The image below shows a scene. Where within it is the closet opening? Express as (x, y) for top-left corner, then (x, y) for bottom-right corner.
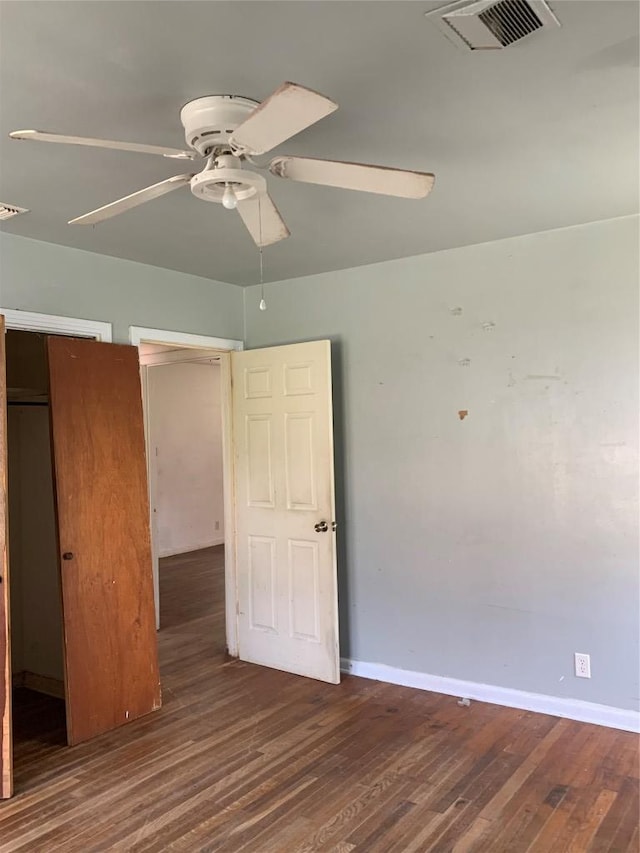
(2, 318), (162, 797)
(6, 330), (68, 757)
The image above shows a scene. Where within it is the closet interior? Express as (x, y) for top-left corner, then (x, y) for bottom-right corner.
(6, 330), (67, 744)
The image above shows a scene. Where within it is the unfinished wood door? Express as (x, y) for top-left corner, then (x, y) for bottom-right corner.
(47, 337), (160, 745)
(0, 315), (13, 797)
(232, 341), (340, 683)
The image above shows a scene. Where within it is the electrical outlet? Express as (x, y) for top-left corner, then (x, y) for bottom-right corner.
(215, 521), (220, 531)
(575, 653), (591, 679)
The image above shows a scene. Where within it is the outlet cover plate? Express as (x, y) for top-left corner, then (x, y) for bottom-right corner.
(575, 652), (591, 678)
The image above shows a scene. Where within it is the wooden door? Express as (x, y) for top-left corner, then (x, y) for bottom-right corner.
(232, 341), (340, 683)
(47, 337), (160, 745)
(0, 315), (13, 797)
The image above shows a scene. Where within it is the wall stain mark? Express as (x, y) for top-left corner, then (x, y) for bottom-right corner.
(526, 375), (561, 381)
(486, 604), (534, 615)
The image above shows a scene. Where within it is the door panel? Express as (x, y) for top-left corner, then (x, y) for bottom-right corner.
(47, 337), (160, 745)
(0, 315), (13, 798)
(232, 341), (339, 683)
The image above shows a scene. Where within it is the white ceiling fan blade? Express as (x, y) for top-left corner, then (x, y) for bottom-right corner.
(270, 156), (435, 199)
(68, 174), (193, 225)
(229, 82), (338, 156)
(9, 130), (196, 160)
(236, 192), (290, 247)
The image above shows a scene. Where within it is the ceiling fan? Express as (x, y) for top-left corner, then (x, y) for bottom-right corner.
(9, 82), (435, 247)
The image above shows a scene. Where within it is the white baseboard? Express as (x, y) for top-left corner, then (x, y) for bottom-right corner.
(159, 537), (224, 558)
(340, 658), (640, 734)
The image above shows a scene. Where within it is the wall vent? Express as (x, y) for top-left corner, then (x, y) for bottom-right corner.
(0, 203), (29, 221)
(427, 0), (560, 51)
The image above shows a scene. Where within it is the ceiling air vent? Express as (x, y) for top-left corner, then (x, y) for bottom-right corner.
(0, 203), (29, 221)
(427, 0), (560, 51)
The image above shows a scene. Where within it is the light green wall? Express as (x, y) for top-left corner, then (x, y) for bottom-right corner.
(0, 233), (244, 343)
(2, 218), (637, 713)
(245, 216), (640, 712)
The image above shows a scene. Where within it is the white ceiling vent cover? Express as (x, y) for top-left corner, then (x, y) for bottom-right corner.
(428, 0), (560, 51)
(0, 203), (29, 221)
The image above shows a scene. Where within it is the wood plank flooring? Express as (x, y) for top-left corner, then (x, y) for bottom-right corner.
(1, 545), (638, 851)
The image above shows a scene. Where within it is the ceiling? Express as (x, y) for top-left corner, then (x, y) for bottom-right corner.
(0, 1), (638, 285)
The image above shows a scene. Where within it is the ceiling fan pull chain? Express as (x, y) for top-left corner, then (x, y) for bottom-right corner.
(259, 260), (266, 311)
(258, 194), (267, 312)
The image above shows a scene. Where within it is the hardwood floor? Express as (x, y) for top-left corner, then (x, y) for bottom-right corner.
(1, 545), (638, 851)
(159, 547), (225, 630)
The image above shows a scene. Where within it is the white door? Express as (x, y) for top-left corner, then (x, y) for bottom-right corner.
(232, 340), (339, 683)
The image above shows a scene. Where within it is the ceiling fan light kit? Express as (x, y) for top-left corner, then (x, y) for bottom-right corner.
(190, 153), (265, 206)
(9, 81), (435, 248)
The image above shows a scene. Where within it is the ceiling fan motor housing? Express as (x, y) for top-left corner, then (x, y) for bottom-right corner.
(180, 95), (259, 156)
(190, 154), (266, 205)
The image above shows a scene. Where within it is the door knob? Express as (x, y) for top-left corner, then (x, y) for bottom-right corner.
(314, 521), (329, 533)
(62, 552), (74, 561)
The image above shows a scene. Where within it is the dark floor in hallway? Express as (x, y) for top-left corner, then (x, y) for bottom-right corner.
(159, 545), (225, 630)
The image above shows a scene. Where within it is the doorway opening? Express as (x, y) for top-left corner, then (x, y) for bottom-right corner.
(137, 342), (230, 652)
(6, 330), (68, 766)
(131, 326), (241, 660)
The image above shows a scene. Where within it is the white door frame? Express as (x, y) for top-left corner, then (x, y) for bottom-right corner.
(129, 326), (243, 657)
(0, 309), (112, 342)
